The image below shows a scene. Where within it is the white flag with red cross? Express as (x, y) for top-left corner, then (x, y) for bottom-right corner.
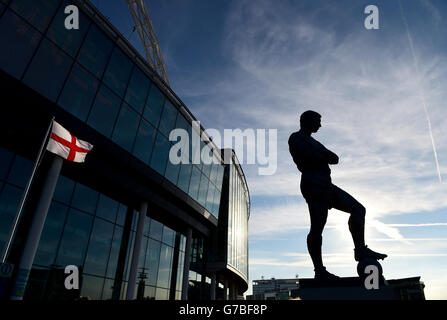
(46, 121), (93, 163)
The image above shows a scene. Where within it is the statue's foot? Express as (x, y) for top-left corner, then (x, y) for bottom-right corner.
(314, 267), (340, 282)
(354, 245), (387, 261)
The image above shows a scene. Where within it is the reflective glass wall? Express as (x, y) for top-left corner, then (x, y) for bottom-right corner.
(0, 146), (33, 258)
(0, 142), (192, 301)
(227, 163), (249, 280)
(23, 173), (185, 300)
(0, 0), (224, 218)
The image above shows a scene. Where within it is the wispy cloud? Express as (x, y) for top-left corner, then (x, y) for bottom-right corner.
(386, 223), (447, 227)
(399, 0), (442, 183)
(217, 0), (447, 250)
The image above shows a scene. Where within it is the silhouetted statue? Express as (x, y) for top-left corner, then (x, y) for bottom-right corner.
(288, 110), (387, 281)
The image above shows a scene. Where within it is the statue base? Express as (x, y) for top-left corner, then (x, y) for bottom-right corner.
(290, 276), (425, 300)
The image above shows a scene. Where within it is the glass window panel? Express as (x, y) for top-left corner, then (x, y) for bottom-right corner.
(24, 266), (48, 301)
(95, 194), (118, 223)
(210, 163), (218, 186)
(132, 119), (156, 164)
(176, 251), (184, 292)
(198, 140), (205, 172)
(123, 231), (135, 281)
(103, 47), (133, 97)
(175, 115), (192, 163)
(198, 174), (208, 207)
(23, 38), (73, 102)
(77, 25), (113, 79)
(188, 165), (201, 200)
(145, 239), (161, 286)
(7, 155), (32, 188)
(71, 183), (98, 214)
(180, 235), (186, 252)
(202, 162), (211, 181)
(175, 113), (191, 134)
(158, 100), (178, 138)
(84, 218), (114, 276)
(115, 204), (127, 226)
(34, 202), (69, 267)
(0, 147), (14, 180)
(46, 0), (90, 57)
(120, 281), (128, 300)
(58, 63), (99, 122)
(137, 236), (148, 271)
(143, 216), (151, 237)
(157, 244), (173, 289)
(87, 85), (121, 137)
(216, 165), (224, 190)
(106, 225), (123, 279)
(149, 219), (163, 242)
(150, 132), (170, 176)
(53, 175), (75, 204)
(143, 84), (164, 127)
(131, 209), (138, 231)
(56, 208), (93, 267)
(162, 226), (175, 247)
(155, 287), (168, 300)
(164, 155), (180, 185)
(143, 285), (156, 300)
(205, 182), (215, 213)
(177, 164), (192, 194)
(101, 279), (114, 300)
(10, 0), (59, 32)
(203, 156), (213, 179)
(212, 190), (221, 218)
(111, 102), (140, 152)
(0, 184), (22, 254)
(80, 275), (104, 300)
(0, 9), (41, 79)
(124, 67), (149, 113)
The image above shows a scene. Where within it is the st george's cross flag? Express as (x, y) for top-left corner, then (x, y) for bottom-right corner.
(46, 121), (93, 163)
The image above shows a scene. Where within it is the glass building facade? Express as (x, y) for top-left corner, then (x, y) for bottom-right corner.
(227, 162), (249, 281)
(0, 146), (187, 300)
(0, 0), (249, 300)
(204, 150), (250, 300)
(0, 0), (223, 218)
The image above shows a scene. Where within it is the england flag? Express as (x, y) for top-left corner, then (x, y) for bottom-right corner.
(46, 121), (93, 163)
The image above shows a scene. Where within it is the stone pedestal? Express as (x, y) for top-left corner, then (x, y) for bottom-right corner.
(290, 276), (425, 300)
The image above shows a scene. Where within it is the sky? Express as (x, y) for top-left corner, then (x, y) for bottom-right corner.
(92, 0), (447, 299)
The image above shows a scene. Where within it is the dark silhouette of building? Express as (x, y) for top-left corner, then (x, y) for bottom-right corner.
(247, 277), (300, 300)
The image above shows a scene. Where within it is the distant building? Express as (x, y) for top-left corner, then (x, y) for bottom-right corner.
(247, 278), (300, 300)
(291, 276), (425, 300)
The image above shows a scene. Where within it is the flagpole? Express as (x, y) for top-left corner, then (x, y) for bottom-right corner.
(0, 116), (54, 264)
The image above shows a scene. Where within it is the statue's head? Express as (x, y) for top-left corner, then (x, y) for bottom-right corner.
(300, 110), (321, 133)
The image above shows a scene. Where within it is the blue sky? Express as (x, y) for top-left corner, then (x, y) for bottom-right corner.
(93, 0), (447, 299)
